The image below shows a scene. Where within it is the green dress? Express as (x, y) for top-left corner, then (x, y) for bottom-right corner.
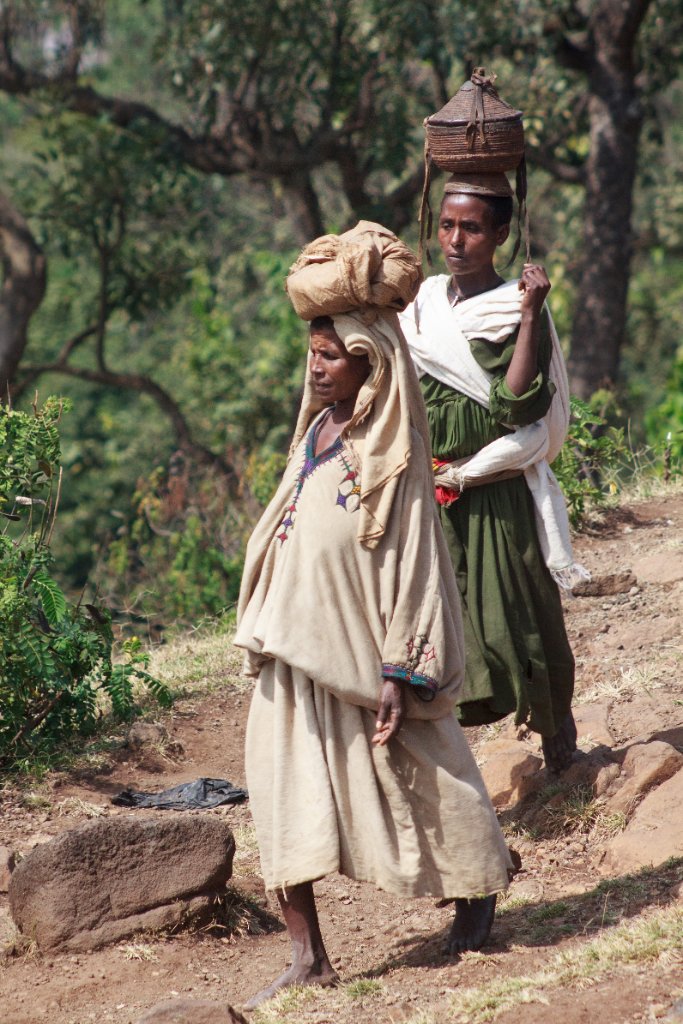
(420, 312), (574, 736)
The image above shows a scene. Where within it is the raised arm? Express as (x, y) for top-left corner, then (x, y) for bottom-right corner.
(505, 264), (552, 397)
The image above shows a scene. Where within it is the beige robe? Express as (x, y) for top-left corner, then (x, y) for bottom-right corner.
(235, 419), (512, 897)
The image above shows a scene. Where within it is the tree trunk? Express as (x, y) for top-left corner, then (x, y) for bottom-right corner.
(278, 172), (325, 245)
(567, 0), (651, 399)
(0, 191), (46, 397)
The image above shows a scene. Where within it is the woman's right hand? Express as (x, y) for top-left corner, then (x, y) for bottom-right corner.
(372, 678), (405, 746)
(518, 263), (551, 318)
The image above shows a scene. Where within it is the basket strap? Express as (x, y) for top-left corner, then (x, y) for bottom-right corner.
(418, 136), (435, 266)
(466, 68), (499, 152)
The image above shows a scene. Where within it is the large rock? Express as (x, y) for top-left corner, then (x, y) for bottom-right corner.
(9, 814), (234, 951)
(479, 744), (543, 808)
(137, 1000), (247, 1024)
(608, 740), (683, 814)
(599, 767), (683, 874)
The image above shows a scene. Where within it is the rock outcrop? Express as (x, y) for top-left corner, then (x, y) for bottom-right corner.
(599, 767), (683, 873)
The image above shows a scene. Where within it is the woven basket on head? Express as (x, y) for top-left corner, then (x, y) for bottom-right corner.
(424, 68), (524, 173)
(419, 68), (530, 265)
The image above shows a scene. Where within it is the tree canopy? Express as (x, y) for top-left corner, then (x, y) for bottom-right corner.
(0, 0), (681, 621)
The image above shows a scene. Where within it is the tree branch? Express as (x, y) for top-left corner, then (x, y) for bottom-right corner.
(525, 145), (586, 184)
(14, 361), (237, 485)
(0, 47), (359, 180)
(10, 324), (98, 401)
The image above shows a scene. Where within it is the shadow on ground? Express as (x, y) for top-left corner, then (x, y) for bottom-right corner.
(364, 857), (683, 975)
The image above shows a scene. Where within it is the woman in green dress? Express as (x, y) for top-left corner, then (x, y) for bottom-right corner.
(399, 172), (579, 773)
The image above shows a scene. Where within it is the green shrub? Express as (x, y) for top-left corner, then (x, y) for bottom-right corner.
(644, 344), (683, 474)
(96, 458), (255, 624)
(0, 398), (171, 771)
(552, 396), (628, 527)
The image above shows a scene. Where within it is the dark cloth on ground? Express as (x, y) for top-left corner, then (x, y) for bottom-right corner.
(112, 778), (248, 810)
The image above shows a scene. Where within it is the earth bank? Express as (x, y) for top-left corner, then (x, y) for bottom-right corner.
(0, 491), (682, 1024)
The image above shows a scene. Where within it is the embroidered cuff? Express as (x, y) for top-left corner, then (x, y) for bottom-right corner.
(382, 664), (438, 701)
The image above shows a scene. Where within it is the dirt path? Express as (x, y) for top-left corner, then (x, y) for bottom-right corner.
(1, 492), (682, 1024)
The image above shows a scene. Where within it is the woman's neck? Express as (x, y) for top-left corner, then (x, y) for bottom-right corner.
(448, 269), (504, 302)
(330, 396), (358, 423)
(313, 395), (360, 456)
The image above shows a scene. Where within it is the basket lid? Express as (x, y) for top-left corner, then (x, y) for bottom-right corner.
(426, 68), (522, 127)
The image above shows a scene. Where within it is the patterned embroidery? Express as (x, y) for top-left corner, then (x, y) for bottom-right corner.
(277, 419), (343, 543)
(406, 634), (437, 673)
(381, 663), (438, 695)
(381, 634), (439, 696)
(335, 449), (361, 513)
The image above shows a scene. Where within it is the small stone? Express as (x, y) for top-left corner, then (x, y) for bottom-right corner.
(126, 721), (168, 750)
(479, 744), (544, 808)
(135, 1000), (249, 1023)
(0, 846), (17, 892)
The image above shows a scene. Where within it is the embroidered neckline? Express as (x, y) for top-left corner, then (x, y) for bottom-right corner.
(276, 413), (343, 543)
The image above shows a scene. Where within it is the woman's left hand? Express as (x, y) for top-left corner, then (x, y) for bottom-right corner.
(372, 678), (405, 746)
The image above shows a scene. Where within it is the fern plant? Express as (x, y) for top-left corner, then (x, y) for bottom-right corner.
(0, 398), (171, 771)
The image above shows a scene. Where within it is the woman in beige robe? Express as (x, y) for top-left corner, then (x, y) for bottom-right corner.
(234, 223), (512, 1009)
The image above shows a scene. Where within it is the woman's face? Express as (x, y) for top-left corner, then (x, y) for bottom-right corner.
(437, 193), (509, 278)
(309, 326), (370, 405)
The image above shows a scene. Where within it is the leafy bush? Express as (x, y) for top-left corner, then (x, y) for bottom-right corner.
(644, 344), (683, 474)
(552, 396), (628, 527)
(97, 458), (255, 625)
(0, 398), (171, 771)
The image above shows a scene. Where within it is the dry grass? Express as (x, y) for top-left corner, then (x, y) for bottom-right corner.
(616, 471), (683, 506)
(197, 886), (283, 940)
(252, 985), (318, 1023)
(55, 796), (108, 818)
(449, 903), (683, 1022)
(575, 660), (671, 705)
(121, 942), (158, 962)
(232, 823), (261, 876)
(148, 622), (248, 699)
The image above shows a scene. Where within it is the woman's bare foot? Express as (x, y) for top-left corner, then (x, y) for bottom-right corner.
(244, 881), (338, 1010)
(541, 710), (578, 774)
(446, 894), (497, 955)
(244, 957), (338, 1010)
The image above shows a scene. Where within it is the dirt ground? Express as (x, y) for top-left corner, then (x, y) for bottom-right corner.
(1, 491), (682, 1024)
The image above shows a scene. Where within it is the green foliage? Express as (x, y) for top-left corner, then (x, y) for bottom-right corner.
(97, 461), (253, 624)
(0, 400), (171, 772)
(1, 0), (681, 626)
(645, 345), (683, 471)
(18, 111), (204, 322)
(553, 397), (628, 527)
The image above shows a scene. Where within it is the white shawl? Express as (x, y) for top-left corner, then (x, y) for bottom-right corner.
(399, 276), (589, 588)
